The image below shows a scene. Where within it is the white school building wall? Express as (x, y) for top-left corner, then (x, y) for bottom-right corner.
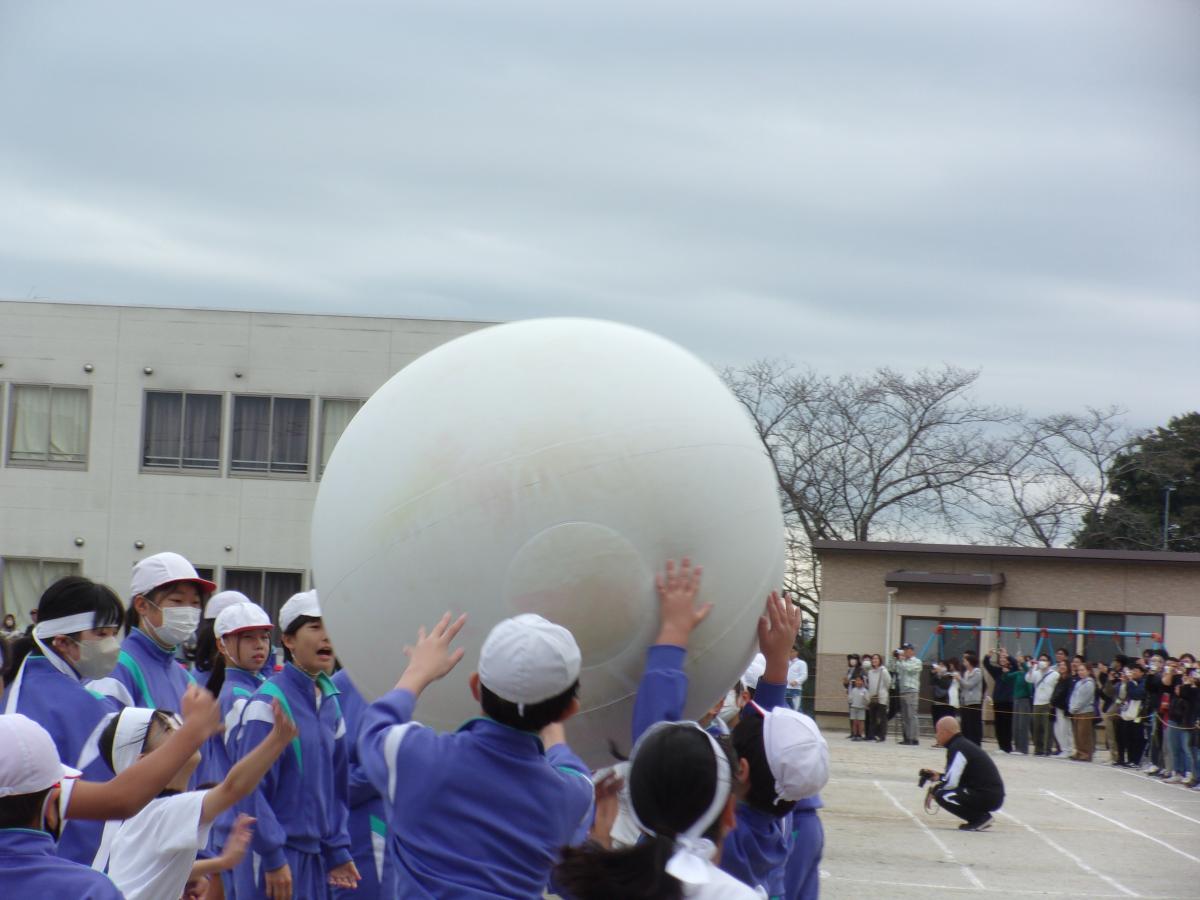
(0, 299), (489, 622)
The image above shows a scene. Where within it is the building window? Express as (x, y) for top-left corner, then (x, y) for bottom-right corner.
(194, 566), (215, 585)
(998, 608), (1078, 656)
(7, 385), (90, 467)
(901, 616), (980, 663)
(0, 557), (82, 628)
(230, 396), (311, 476)
(220, 568), (304, 626)
(319, 398), (363, 475)
(1083, 612), (1165, 662)
(142, 392), (222, 471)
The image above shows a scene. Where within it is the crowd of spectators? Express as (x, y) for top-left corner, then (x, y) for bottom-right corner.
(840, 645), (1200, 789)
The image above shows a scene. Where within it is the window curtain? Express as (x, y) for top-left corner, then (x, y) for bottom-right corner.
(10, 385), (51, 461)
(183, 394), (222, 469)
(1, 558), (80, 625)
(271, 398), (310, 475)
(320, 399), (362, 473)
(48, 388), (89, 463)
(232, 397), (271, 472)
(143, 392), (183, 467)
(263, 572), (303, 626)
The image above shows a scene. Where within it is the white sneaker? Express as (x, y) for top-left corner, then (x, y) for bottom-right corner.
(1144, 765), (1160, 775)
(1165, 774), (1185, 784)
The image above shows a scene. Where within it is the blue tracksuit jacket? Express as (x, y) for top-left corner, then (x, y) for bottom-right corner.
(88, 627), (196, 710)
(331, 669), (388, 900)
(232, 662), (353, 899)
(358, 687), (594, 898)
(0, 829), (123, 900)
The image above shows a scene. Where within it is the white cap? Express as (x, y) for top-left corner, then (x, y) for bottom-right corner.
(205, 590), (251, 620)
(762, 707), (829, 802)
(279, 590), (320, 633)
(741, 653), (766, 690)
(0, 714), (82, 797)
(478, 614), (581, 708)
(215, 602), (273, 639)
(130, 552), (216, 601)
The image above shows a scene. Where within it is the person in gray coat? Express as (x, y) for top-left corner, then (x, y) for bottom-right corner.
(957, 652), (985, 746)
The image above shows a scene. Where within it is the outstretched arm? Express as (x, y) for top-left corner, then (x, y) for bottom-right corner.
(755, 592), (801, 711)
(201, 699), (297, 825)
(66, 685), (221, 821)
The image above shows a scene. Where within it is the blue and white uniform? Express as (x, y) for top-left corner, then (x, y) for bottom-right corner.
(88, 627), (196, 711)
(2, 653), (119, 866)
(358, 687), (594, 899)
(331, 670), (388, 900)
(631, 643), (797, 897)
(782, 797), (824, 900)
(0, 829), (123, 900)
(232, 662), (353, 900)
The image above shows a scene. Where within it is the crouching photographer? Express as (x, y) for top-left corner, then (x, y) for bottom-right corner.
(919, 717), (1005, 831)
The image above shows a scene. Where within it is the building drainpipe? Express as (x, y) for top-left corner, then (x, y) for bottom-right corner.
(885, 587), (898, 651)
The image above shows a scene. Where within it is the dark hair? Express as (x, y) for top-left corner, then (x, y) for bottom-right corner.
(555, 724), (737, 900)
(98, 708), (176, 774)
(0, 788), (52, 830)
(480, 680), (580, 733)
(4, 576), (124, 682)
(281, 614), (319, 663)
(963, 651), (978, 668)
(193, 615), (226, 694)
(732, 710), (795, 818)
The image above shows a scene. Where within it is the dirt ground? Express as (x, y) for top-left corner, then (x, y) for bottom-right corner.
(818, 731), (1200, 899)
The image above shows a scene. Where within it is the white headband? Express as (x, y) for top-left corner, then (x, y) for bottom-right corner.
(110, 708), (180, 775)
(34, 612), (97, 639)
(627, 722), (732, 885)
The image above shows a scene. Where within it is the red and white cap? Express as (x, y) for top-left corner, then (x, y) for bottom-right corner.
(130, 552), (216, 601)
(215, 602), (273, 639)
(478, 614), (581, 710)
(205, 590), (252, 621)
(0, 714), (81, 797)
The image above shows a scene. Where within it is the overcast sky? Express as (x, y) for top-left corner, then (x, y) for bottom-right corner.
(1, 1), (1196, 429)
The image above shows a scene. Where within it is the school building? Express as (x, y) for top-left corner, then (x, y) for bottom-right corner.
(0, 299), (488, 624)
(811, 539), (1200, 728)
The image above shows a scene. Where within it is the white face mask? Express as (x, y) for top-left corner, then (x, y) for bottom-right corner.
(148, 604), (200, 646)
(1038, 659), (1049, 670)
(862, 660), (872, 670)
(72, 635), (121, 680)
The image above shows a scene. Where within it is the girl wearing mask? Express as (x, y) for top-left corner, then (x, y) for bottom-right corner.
(89, 552), (214, 711)
(1, 576), (125, 865)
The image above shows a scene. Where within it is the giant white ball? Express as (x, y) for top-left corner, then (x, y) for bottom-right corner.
(313, 318), (784, 765)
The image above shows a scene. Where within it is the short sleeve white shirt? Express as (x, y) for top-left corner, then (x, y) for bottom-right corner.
(787, 658), (808, 688)
(682, 861), (763, 898)
(107, 790), (212, 900)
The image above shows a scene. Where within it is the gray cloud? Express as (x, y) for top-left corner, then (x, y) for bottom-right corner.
(1, 0), (1196, 427)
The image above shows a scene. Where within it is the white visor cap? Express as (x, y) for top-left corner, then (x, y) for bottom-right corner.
(762, 707), (830, 802)
(478, 613), (582, 708)
(279, 590), (321, 634)
(215, 602), (273, 639)
(131, 552), (216, 601)
(205, 590), (252, 621)
(0, 714), (81, 797)
(741, 652), (767, 690)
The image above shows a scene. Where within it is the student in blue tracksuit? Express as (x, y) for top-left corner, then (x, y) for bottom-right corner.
(233, 590), (360, 898)
(197, 600), (273, 896)
(331, 667), (389, 900)
(633, 560), (827, 899)
(359, 610), (594, 899)
(0, 713), (124, 900)
(783, 797), (824, 900)
(192, 589), (252, 692)
(1, 576), (125, 866)
(88, 551), (214, 712)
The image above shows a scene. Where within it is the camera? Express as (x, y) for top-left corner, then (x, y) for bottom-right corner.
(918, 768), (937, 788)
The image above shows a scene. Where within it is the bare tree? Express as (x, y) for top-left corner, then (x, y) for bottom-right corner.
(981, 406), (1132, 547)
(725, 362), (1015, 621)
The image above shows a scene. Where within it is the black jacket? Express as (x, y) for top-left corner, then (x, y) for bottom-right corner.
(941, 734), (1005, 802)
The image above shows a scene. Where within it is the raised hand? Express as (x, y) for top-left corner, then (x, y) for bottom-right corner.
(589, 770), (625, 849)
(654, 558), (710, 648)
(179, 684), (222, 739)
(758, 591), (801, 683)
(219, 814), (255, 869)
(396, 612), (468, 696)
